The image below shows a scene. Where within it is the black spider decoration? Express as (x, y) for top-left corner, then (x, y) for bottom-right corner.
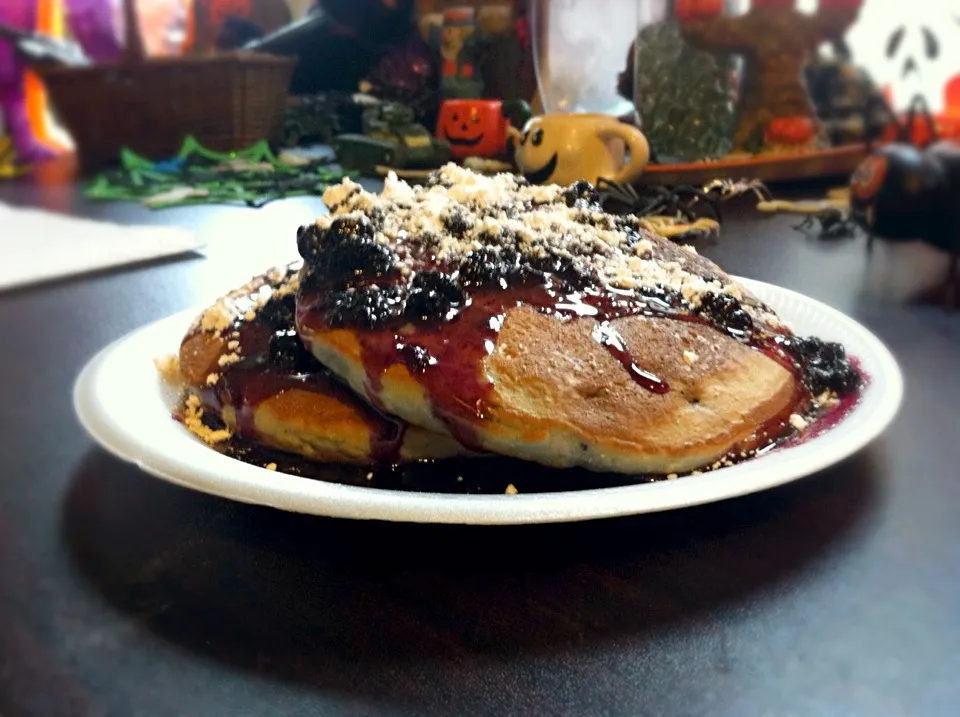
(850, 99), (960, 308)
(596, 177), (770, 224)
(793, 207), (860, 241)
(597, 180), (718, 222)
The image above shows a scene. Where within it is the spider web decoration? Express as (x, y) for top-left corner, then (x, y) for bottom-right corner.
(84, 137), (354, 209)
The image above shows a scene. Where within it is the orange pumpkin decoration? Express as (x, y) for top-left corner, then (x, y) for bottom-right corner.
(764, 116), (816, 146)
(436, 99), (509, 160)
(675, 0), (723, 22)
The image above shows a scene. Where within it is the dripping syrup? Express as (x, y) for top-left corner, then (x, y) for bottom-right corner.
(198, 357), (867, 494)
(297, 270), (837, 451)
(195, 293), (408, 465)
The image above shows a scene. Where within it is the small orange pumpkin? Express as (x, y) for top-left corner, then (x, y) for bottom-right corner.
(436, 100), (509, 160)
(764, 116), (816, 146)
(675, 0), (723, 22)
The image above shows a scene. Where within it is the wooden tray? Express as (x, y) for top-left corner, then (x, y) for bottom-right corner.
(635, 144), (868, 186)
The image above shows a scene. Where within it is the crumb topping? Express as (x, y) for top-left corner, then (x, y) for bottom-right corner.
(181, 393), (231, 444)
(154, 354), (182, 384)
(314, 164), (740, 301)
(192, 263), (300, 339)
(299, 166), (861, 406)
(188, 262), (301, 369)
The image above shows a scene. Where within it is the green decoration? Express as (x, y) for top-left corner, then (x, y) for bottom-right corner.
(84, 136), (353, 209)
(633, 19), (736, 163)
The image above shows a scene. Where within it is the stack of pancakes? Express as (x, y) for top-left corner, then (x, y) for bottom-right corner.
(174, 165), (860, 481)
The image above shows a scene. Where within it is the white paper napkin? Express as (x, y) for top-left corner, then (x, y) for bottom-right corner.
(0, 203), (205, 292)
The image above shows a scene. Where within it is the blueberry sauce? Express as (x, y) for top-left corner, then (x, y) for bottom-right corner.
(190, 274), (868, 492)
(201, 407), (664, 494)
(298, 276), (688, 448)
(294, 175), (863, 455)
(191, 287), (408, 464)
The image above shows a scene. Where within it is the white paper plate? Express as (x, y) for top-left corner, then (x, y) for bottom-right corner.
(73, 279), (903, 525)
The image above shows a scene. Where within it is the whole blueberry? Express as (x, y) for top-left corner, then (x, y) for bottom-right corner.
(459, 247), (503, 287)
(564, 180), (600, 208)
(328, 215), (375, 242)
(405, 272), (465, 320)
(269, 330), (321, 373)
(442, 209), (473, 238)
(325, 286), (404, 328)
(297, 224), (323, 260)
(257, 293), (295, 329)
(323, 239), (394, 282)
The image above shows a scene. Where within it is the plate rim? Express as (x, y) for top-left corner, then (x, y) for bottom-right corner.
(73, 278), (904, 525)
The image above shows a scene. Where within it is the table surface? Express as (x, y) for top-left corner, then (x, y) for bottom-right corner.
(1, 173), (959, 717)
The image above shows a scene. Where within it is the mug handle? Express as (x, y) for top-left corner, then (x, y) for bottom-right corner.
(597, 123), (650, 184)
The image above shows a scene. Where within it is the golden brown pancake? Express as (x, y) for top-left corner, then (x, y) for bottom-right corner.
(294, 165), (861, 475)
(177, 263), (467, 465)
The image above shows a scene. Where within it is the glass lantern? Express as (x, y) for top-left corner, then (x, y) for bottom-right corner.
(531, 0), (638, 117)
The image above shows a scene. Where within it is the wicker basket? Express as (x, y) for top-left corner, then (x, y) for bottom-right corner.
(38, 0), (295, 173)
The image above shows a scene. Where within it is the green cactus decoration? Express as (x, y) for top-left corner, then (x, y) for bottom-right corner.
(632, 20), (736, 164)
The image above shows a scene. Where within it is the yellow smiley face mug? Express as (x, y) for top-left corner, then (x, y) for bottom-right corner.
(512, 113), (650, 186)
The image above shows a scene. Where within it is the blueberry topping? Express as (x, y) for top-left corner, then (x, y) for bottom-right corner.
(619, 225), (645, 249)
(564, 180), (600, 209)
(615, 215), (643, 234)
(474, 226), (504, 246)
(818, 341), (846, 362)
(397, 343), (436, 373)
(638, 285), (682, 310)
(256, 293), (295, 329)
(442, 209), (473, 237)
(806, 362), (859, 395)
(299, 213), (396, 289)
(328, 215), (376, 242)
(268, 329), (322, 373)
(324, 239), (394, 283)
(366, 205), (386, 228)
(459, 247), (504, 287)
(775, 335), (860, 396)
(296, 224), (323, 260)
(776, 335), (820, 359)
(405, 272), (465, 320)
(696, 293), (754, 336)
(325, 286), (404, 329)
(529, 253), (580, 282)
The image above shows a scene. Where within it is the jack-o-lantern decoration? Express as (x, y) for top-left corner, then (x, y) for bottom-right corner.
(436, 99), (509, 160)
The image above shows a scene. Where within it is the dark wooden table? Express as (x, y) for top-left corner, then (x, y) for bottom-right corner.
(2, 174), (959, 717)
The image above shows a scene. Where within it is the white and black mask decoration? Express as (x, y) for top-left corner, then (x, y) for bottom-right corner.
(844, 1), (960, 113)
